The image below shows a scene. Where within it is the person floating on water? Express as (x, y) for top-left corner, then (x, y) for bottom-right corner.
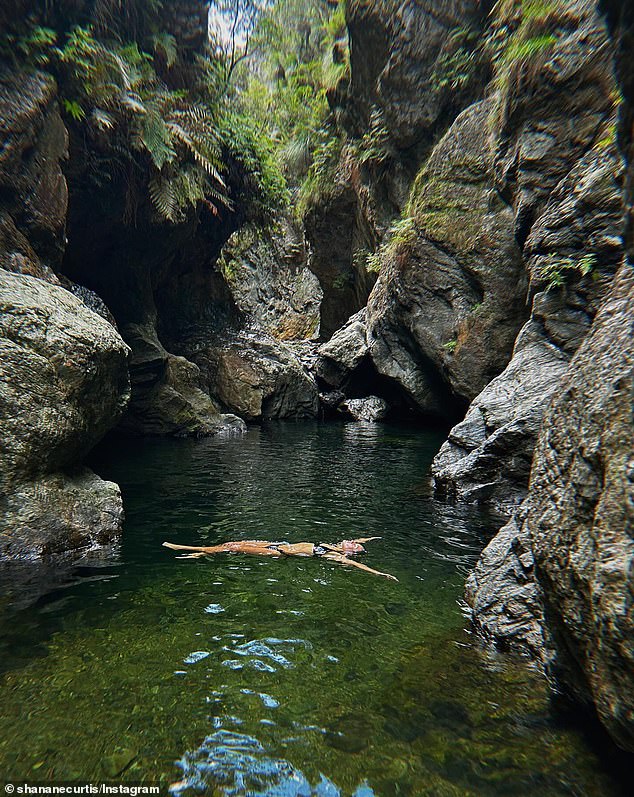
(162, 537), (398, 581)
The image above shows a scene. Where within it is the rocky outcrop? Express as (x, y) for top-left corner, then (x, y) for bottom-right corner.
(343, 0), (485, 150)
(117, 320), (244, 436)
(316, 308), (368, 389)
(0, 68), (68, 280)
(303, 180), (378, 339)
(305, 0), (487, 340)
(432, 1), (624, 503)
(218, 222), (321, 341)
(465, 513), (545, 658)
(367, 98), (527, 421)
(461, 0), (634, 755)
(186, 331), (319, 422)
(340, 396), (388, 423)
(526, 264), (634, 751)
(0, 271), (130, 559)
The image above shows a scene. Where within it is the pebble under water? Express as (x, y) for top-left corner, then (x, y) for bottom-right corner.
(0, 423), (627, 795)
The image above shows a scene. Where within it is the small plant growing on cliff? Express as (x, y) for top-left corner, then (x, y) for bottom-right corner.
(431, 26), (480, 93)
(540, 252), (597, 291)
(489, 0), (568, 126)
(356, 107), (393, 165)
(443, 339), (458, 354)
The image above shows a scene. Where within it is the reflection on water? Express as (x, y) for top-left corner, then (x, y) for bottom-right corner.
(0, 422), (627, 795)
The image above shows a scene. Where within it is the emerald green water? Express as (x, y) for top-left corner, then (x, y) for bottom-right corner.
(0, 423), (626, 795)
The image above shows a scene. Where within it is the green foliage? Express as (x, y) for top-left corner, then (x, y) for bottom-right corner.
(152, 32), (178, 68)
(62, 98), (86, 121)
(540, 253), (597, 291)
(234, 0), (348, 193)
(596, 122), (618, 151)
(489, 0), (568, 123)
(51, 24), (232, 221)
(296, 132), (344, 218)
(443, 339), (458, 354)
(500, 33), (556, 66)
(0, 24), (58, 66)
(431, 26), (480, 92)
(219, 111), (291, 214)
(355, 106), (393, 165)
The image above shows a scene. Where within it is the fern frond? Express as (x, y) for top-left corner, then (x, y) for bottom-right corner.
(152, 32), (178, 68)
(149, 174), (179, 221)
(92, 108), (115, 129)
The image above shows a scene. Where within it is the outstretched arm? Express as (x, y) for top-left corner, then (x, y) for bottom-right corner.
(322, 551), (398, 581)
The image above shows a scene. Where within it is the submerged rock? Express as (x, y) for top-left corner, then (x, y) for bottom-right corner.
(0, 271), (130, 559)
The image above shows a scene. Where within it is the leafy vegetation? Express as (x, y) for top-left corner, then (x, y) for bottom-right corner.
(1, 1), (292, 225)
(539, 253), (598, 291)
(488, 0), (569, 123)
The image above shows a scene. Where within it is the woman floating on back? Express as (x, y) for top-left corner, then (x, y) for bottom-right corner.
(162, 537), (398, 581)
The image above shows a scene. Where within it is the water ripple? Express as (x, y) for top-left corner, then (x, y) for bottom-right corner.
(172, 729), (375, 797)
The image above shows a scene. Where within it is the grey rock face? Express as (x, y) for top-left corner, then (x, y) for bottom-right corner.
(433, 142), (625, 507)
(303, 182), (378, 339)
(431, 0), (625, 504)
(367, 98), (526, 419)
(0, 271), (130, 559)
(218, 222), (322, 342)
(0, 69), (68, 279)
(526, 264), (634, 751)
(189, 332), (319, 422)
(316, 308), (368, 389)
(465, 513), (546, 658)
(118, 320), (244, 437)
(432, 314), (582, 512)
(345, 0), (483, 149)
(340, 396), (388, 423)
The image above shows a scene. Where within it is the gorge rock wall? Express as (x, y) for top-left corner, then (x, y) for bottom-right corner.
(432, 0), (625, 507)
(305, 0), (487, 340)
(459, 0), (634, 753)
(0, 65), (131, 561)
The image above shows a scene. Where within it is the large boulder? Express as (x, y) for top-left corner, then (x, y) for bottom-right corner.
(117, 320), (245, 437)
(0, 271), (130, 559)
(218, 222), (322, 342)
(367, 98), (526, 420)
(189, 332), (319, 422)
(316, 308), (368, 389)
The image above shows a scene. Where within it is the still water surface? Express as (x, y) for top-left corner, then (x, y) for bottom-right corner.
(0, 423), (626, 795)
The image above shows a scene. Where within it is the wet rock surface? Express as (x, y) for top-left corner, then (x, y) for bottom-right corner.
(526, 264), (634, 751)
(0, 271), (130, 559)
(465, 513), (545, 658)
(340, 396), (389, 423)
